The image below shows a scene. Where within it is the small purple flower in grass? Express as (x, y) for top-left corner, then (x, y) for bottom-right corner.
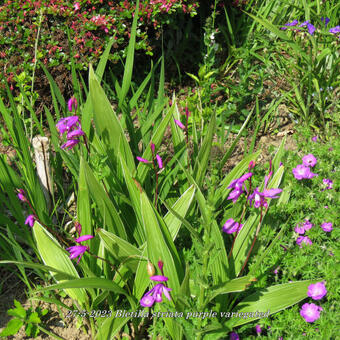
(299, 21), (316, 35)
(321, 222), (333, 232)
(300, 303), (323, 322)
(302, 154), (317, 167)
(222, 218), (243, 234)
(228, 189), (243, 203)
(295, 225), (305, 234)
(136, 156), (151, 164)
(61, 139), (80, 150)
(312, 136), (317, 142)
(156, 154), (163, 169)
(329, 26), (340, 34)
(67, 245), (88, 264)
(281, 19), (298, 30)
(322, 178), (333, 190)
(296, 236), (312, 248)
(25, 214), (35, 227)
(67, 97), (78, 112)
(308, 282), (327, 300)
(229, 332), (240, 340)
(321, 17), (330, 28)
(255, 324), (262, 335)
(174, 119), (185, 129)
(303, 219), (313, 231)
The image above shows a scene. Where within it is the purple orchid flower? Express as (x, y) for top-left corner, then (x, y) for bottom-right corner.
(67, 97), (78, 112)
(222, 218), (243, 234)
(174, 119), (185, 129)
(137, 156), (151, 164)
(56, 116), (80, 135)
(140, 283), (172, 307)
(17, 189), (27, 202)
(156, 154), (163, 169)
(67, 245), (88, 264)
(25, 214), (35, 228)
(61, 139), (80, 150)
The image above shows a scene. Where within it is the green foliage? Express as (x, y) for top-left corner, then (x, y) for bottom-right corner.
(0, 299), (49, 338)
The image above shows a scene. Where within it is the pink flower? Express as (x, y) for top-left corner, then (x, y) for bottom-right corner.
(25, 214), (35, 227)
(61, 139), (80, 150)
(75, 235), (94, 243)
(302, 154), (317, 167)
(174, 119), (185, 129)
(229, 332), (240, 340)
(67, 245), (88, 264)
(137, 156), (151, 164)
(300, 303), (323, 322)
(140, 283), (172, 307)
(17, 189), (27, 202)
(292, 164), (318, 180)
(321, 222), (333, 232)
(56, 116), (80, 135)
(150, 275), (168, 282)
(307, 282), (327, 300)
(74, 2), (80, 11)
(295, 225), (306, 234)
(296, 236), (312, 248)
(255, 324), (262, 335)
(312, 136), (317, 142)
(156, 154), (163, 169)
(222, 218), (243, 234)
(67, 97), (78, 112)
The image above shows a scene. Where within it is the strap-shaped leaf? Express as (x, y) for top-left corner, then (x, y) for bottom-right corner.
(89, 65), (135, 172)
(32, 222), (87, 305)
(80, 157), (127, 240)
(208, 276), (256, 303)
(193, 111), (216, 187)
(97, 229), (143, 272)
(163, 184), (196, 240)
(225, 279), (321, 327)
(140, 191), (183, 293)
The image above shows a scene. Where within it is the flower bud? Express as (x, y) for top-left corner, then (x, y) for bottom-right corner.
(146, 261), (155, 276)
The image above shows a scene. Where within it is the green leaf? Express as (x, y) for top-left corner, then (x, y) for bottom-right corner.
(208, 276), (256, 303)
(225, 279), (322, 327)
(28, 312), (41, 324)
(7, 300), (26, 319)
(163, 185), (196, 239)
(32, 222), (87, 305)
(119, 0), (139, 108)
(97, 228), (143, 272)
(141, 191), (183, 293)
(80, 157), (127, 239)
(0, 318), (24, 336)
(89, 65), (135, 172)
(193, 110), (216, 187)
